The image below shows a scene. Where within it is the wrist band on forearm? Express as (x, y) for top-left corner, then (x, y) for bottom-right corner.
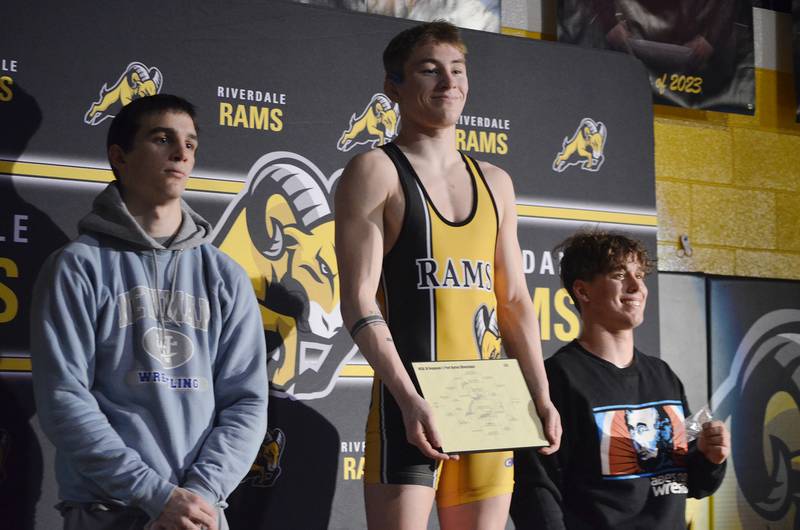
(349, 315), (387, 338)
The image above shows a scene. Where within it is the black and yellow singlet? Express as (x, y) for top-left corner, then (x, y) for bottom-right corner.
(365, 143), (514, 504)
(379, 142), (500, 366)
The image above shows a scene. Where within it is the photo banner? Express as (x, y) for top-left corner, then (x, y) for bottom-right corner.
(1, 1), (657, 528)
(292, 0), (502, 32)
(794, 0), (800, 121)
(708, 276), (800, 529)
(558, 0), (756, 114)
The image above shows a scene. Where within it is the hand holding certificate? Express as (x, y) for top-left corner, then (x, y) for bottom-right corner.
(412, 359), (548, 454)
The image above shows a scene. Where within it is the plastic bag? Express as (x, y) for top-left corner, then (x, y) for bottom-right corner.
(684, 405), (714, 443)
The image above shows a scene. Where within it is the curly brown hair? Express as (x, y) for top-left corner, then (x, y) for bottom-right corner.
(556, 230), (654, 312)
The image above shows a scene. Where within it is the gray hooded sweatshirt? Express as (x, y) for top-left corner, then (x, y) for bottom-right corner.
(31, 182), (268, 520)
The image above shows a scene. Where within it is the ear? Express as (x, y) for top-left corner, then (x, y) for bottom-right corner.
(384, 76), (400, 103)
(572, 279), (591, 303)
(108, 144), (126, 175)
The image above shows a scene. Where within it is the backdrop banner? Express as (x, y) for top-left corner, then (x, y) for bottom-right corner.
(708, 276), (800, 530)
(557, 0), (756, 114)
(794, 0), (800, 121)
(0, 1), (657, 528)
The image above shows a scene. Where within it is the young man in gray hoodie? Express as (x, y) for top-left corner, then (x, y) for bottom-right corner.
(31, 94), (268, 530)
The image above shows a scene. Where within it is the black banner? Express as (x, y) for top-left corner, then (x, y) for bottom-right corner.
(1, 1), (657, 528)
(794, 0), (800, 121)
(754, 0), (791, 12)
(558, 0), (756, 114)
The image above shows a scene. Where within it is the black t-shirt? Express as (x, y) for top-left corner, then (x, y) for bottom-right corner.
(512, 341), (725, 530)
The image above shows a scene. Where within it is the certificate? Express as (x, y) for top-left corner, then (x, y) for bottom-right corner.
(412, 359), (548, 454)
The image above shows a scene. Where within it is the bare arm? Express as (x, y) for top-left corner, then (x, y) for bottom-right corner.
(335, 152), (452, 461)
(484, 162), (562, 454)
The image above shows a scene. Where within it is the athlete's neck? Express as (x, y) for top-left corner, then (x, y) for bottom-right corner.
(394, 125), (461, 166)
(126, 198), (183, 238)
(577, 324), (635, 368)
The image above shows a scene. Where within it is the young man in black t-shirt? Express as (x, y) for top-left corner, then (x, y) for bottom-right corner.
(511, 231), (729, 530)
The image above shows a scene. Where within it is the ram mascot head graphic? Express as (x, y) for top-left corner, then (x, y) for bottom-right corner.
(213, 152), (356, 399)
(84, 61), (163, 126)
(474, 305), (502, 359)
(553, 118), (607, 173)
(712, 309), (800, 528)
(337, 93), (399, 152)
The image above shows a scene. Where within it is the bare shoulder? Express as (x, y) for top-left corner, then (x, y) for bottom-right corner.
(340, 149), (396, 187)
(335, 149), (398, 209)
(337, 149), (398, 196)
(476, 159), (515, 205)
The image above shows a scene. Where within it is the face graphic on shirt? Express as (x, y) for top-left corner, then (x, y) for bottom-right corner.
(595, 402), (688, 478)
(625, 407), (660, 461)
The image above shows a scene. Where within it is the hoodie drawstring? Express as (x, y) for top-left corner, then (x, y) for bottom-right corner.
(146, 249), (184, 355)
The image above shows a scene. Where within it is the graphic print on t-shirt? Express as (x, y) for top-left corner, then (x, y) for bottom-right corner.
(593, 400), (688, 479)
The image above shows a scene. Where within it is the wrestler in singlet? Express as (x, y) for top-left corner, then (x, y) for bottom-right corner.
(364, 142), (514, 507)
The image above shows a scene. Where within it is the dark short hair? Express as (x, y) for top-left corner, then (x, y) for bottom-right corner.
(556, 230), (653, 312)
(383, 20), (467, 82)
(107, 94), (198, 177)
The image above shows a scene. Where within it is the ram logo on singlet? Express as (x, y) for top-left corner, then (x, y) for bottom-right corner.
(84, 61), (164, 126)
(416, 258), (492, 292)
(473, 305), (502, 359)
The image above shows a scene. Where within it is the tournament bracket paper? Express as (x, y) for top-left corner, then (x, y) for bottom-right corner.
(412, 359), (547, 453)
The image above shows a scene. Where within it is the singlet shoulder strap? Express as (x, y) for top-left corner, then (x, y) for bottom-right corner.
(379, 142), (417, 188)
(459, 151), (499, 226)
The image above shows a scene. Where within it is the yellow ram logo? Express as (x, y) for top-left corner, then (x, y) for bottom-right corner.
(84, 62), (163, 126)
(474, 305), (502, 360)
(553, 118), (607, 173)
(243, 428), (286, 487)
(337, 93), (399, 152)
(213, 152), (356, 399)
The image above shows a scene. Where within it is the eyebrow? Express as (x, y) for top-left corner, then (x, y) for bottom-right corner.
(146, 127), (198, 141)
(415, 57), (466, 66)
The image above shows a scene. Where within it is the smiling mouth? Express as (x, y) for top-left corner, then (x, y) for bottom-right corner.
(622, 299), (642, 307)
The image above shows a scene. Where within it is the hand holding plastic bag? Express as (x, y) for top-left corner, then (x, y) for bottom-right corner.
(684, 405), (714, 443)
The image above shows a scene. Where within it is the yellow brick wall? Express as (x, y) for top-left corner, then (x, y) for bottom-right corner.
(655, 68), (800, 279)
